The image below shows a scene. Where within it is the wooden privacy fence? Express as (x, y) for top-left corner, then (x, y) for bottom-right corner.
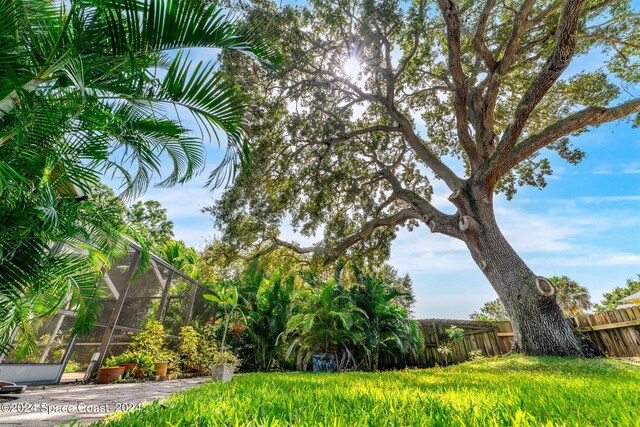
(380, 306), (640, 369)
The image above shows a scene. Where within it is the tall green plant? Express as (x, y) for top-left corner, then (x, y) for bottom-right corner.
(204, 286), (242, 353)
(348, 267), (424, 370)
(244, 267), (295, 371)
(283, 276), (366, 369)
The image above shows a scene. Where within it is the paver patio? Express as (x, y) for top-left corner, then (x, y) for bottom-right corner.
(0, 376), (211, 426)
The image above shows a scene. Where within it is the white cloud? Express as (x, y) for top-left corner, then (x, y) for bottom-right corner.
(592, 161), (640, 175)
(622, 160), (640, 174)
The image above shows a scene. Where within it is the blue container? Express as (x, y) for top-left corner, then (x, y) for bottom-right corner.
(312, 353), (337, 373)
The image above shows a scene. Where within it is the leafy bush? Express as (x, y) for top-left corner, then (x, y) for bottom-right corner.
(468, 349), (485, 361)
(64, 359), (82, 373)
(210, 350), (240, 368)
(194, 322), (219, 367)
(179, 326), (203, 371)
(131, 320), (166, 356)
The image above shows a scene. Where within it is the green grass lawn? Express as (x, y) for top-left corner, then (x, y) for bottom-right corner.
(101, 355), (640, 426)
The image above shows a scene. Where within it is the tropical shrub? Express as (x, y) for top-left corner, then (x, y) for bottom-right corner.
(243, 266), (295, 371)
(283, 277), (365, 370)
(179, 326), (203, 371)
(204, 286), (242, 352)
(131, 320), (166, 356)
(348, 267), (424, 370)
(193, 322), (219, 368)
(210, 350), (240, 369)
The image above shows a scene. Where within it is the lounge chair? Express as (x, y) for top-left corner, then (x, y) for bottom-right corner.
(0, 380), (27, 394)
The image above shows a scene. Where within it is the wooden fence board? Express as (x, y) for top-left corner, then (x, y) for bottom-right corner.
(381, 307), (640, 369)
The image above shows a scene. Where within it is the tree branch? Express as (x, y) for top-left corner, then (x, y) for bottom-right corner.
(300, 125), (402, 147)
(486, 0), (588, 184)
(436, 0), (482, 167)
(385, 104), (464, 191)
(273, 208), (423, 261)
(473, 0), (498, 70)
(502, 98), (640, 175)
(378, 169), (462, 239)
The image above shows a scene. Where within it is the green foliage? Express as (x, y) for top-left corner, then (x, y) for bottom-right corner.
(101, 357), (122, 368)
(210, 349), (240, 368)
(469, 299), (510, 322)
(130, 320), (166, 359)
(209, 0), (640, 268)
(283, 278), (365, 368)
(193, 322), (219, 368)
(179, 326), (203, 371)
(0, 0), (280, 354)
(347, 266), (423, 370)
(445, 326), (464, 342)
(211, 261), (422, 372)
(104, 351), (155, 377)
(157, 241), (199, 279)
(437, 326), (465, 366)
(126, 201), (174, 252)
(241, 263), (296, 371)
(204, 285), (242, 352)
(64, 359), (82, 373)
(595, 274), (640, 312)
(549, 276), (592, 316)
(99, 356), (640, 427)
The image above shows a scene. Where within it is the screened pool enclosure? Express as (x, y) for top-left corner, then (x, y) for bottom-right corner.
(0, 243), (214, 385)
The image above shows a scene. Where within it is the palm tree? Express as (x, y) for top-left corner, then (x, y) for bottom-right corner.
(243, 266), (295, 371)
(348, 267), (424, 370)
(283, 275), (366, 371)
(549, 276), (592, 317)
(0, 0), (280, 354)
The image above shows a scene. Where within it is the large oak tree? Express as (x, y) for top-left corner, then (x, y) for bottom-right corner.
(211, 0), (640, 355)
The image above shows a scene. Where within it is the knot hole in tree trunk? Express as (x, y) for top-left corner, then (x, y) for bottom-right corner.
(535, 276), (555, 297)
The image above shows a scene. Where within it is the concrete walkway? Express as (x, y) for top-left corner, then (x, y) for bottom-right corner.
(0, 376), (211, 426)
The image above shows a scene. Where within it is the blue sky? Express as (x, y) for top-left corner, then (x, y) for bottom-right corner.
(104, 7), (640, 320)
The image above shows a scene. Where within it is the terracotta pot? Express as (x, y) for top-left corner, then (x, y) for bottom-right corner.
(134, 365), (144, 378)
(186, 367), (204, 374)
(97, 366), (126, 384)
(154, 361), (169, 376)
(120, 363), (137, 375)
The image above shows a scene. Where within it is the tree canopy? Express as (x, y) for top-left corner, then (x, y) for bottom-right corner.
(595, 274), (640, 312)
(210, 0), (639, 356)
(212, 0), (639, 262)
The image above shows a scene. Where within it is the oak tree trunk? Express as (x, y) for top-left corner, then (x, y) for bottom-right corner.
(455, 185), (591, 356)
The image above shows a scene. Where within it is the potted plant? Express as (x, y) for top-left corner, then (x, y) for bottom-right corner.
(126, 351), (155, 378)
(282, 281), (364, 373)
(104, 354), (135, 377)
(210, 350), (239, 382)
(155, 349), (178, 376)
(179, 326), (204, 373)
(97, 358), (126, 384)
(204, 286), (242, 381)
(131, 320), (171, 376)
